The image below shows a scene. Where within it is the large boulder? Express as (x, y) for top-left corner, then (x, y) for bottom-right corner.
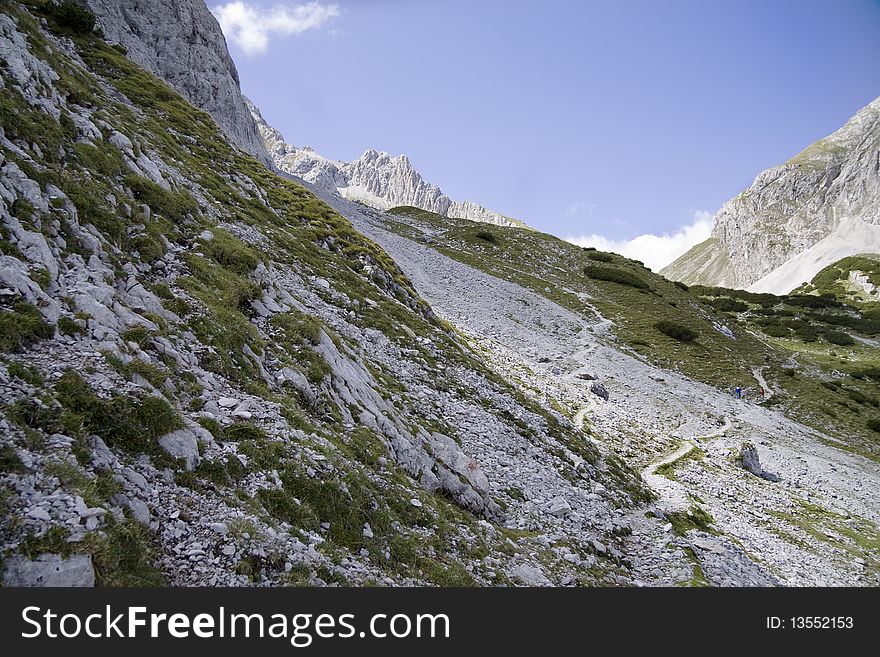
(590, 382), (610, 401)
(158, 428), (200, 470)
(738, 442), (780, 482)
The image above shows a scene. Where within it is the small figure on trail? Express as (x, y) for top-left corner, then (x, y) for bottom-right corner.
(760, 387), (765, 399)
(735, 386), (742, 400)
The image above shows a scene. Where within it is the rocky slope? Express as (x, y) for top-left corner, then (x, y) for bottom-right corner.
(663, 96), (880, 292)
(247, 99), (525, 228)
(349, 203), (880, 585)
(0, 0), (652, 587)
(2, 1), (878, 588)
(84, 0), (270, 164)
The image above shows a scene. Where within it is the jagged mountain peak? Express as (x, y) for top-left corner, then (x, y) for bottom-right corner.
(246, 100), (526, 227)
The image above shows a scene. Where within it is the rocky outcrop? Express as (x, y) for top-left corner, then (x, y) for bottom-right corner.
(2, 553), (95, 586)
(247, 98), (525, 227)
(85, 0), (270, 164)
(663, 96), (880, 290)
(738, 442), (779, 482)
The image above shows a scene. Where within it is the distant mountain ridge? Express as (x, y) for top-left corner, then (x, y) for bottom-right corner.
(662, 96), (880, 293)
(246, 99), (526, 228)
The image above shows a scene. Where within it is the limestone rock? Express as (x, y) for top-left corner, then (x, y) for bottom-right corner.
(158, 428), (200, 470)
(663, 96), (880, 291)
(590, 381), (610, 401)
(85, 0), (270, 164)
(247, 99), (524, 228)
(738, 442), (780, 482)
(3, 554), (95, 587)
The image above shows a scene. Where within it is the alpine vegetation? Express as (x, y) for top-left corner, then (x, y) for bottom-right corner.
(1, 0), (879, 591)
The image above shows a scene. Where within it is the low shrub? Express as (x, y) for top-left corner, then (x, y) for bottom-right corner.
(824, 330), (854, 346)
(46, 0), (97, 34)
(784, 294), (840, 309)
(762, 323), (790, 338)
(654, 320), (698, 342)
(584, 264), (649, 290)
(585, 251), (614, 263)
(708, 297), (748, 313)
(474, 230), (498, 245)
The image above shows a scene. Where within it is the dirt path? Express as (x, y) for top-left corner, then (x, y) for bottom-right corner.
(640, 417), (732, 512)
(752, 366), (774, 400)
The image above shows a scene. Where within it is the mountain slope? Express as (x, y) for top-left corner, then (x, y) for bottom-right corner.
(0, 0), (655, 587)
(247, 99), (526, 228)
(663, 96), (880, 291)
(340, 204), (880, 585)
(3, 0), (879, 589)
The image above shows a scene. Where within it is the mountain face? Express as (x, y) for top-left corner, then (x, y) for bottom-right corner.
(84, 0), (270, 164)
(247, 99), (525, 227)
(662, 96), (880, 292)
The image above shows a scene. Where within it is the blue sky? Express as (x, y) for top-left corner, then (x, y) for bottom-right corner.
(211, 0), (880, 269)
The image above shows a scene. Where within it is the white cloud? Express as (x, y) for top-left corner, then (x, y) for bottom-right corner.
(565, 200), (596, 217)
(212, 1), (340, 55)
(565, 210), (715, 272)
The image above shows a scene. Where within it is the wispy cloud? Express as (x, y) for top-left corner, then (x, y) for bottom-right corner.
(565, 200), (597, 217)
(212, 1), (340, 55)
(565, 210), (714, 272)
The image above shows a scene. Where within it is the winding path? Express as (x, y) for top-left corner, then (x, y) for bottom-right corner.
(640, 416), (732, 511)
(752, 366), (774, 400)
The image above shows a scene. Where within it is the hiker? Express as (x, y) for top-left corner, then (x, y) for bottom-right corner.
(735, 386), (742, 400)
(760, 387), (765, 399)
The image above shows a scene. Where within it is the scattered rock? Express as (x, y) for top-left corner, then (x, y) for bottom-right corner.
(590, 382), (610, 401)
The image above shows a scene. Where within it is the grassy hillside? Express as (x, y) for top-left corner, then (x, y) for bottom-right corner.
(386, 207), (880, 460)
